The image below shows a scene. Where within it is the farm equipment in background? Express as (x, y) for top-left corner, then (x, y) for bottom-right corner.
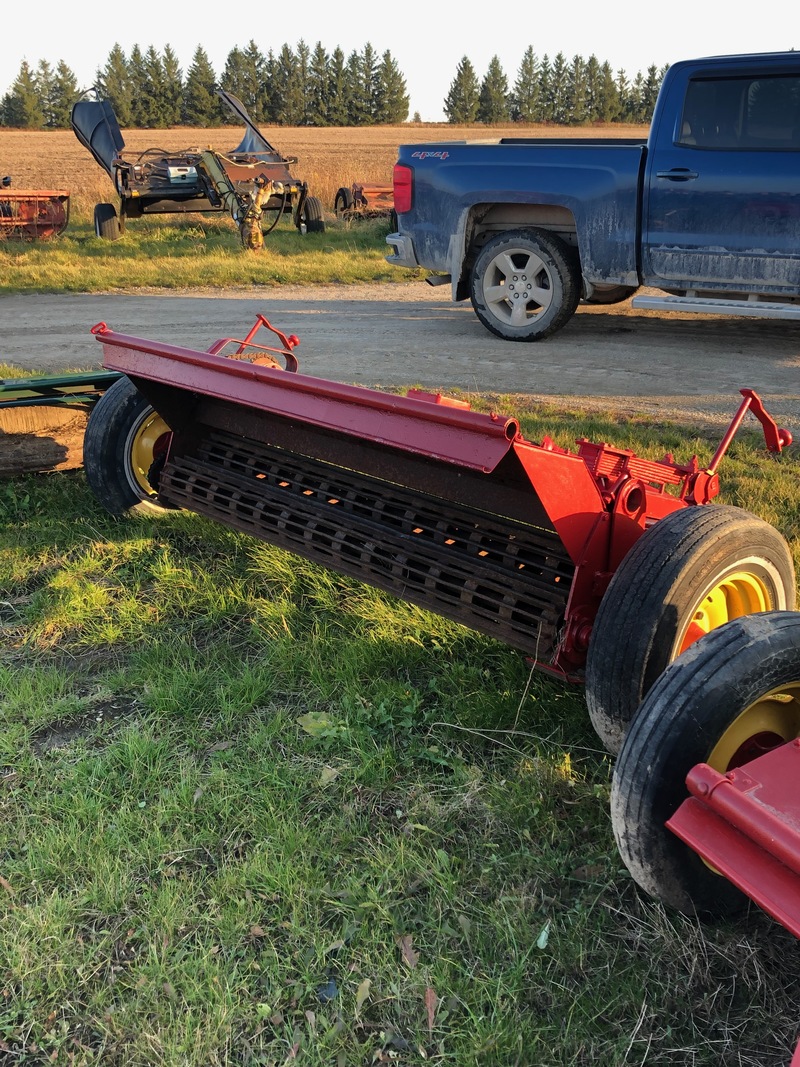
(0, 177), (69, 240)
(0, 370), (120, 475)
(84, 314), (794, 756)
(612, 610), (800, 1066)
(70, 90), (325, 247)
(334, 182), (396, 228)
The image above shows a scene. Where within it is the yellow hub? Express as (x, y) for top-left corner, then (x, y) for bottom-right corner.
(678, 571), (771, 654)
(128, 409), (170, 497)
(708, 682), (800, 772)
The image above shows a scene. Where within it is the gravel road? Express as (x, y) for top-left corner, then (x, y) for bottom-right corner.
(2, 283), (798, 426)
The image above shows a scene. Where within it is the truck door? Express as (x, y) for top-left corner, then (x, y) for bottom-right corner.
(642, 63), (800, 294)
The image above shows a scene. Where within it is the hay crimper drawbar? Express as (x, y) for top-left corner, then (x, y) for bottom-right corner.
(84, 314), (796, 755)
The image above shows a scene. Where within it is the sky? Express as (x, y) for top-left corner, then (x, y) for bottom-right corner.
(1, 0), (796, 122)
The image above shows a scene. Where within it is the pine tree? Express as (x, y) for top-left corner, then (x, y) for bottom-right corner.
(142, 46), (168, 127)
(373, 50), (408, 123)
(97, 44), (132, 127)
(47, 60), (80, 128)
(3, 60), (45, 128)
(308, 42), (330, 125)
(220, 47), (248, 116)
(549, 52), (569, 124)
(616, 69), (631, 121)
(161, 45), (183, 126)
(584, 54), (601, 122)
(326, 47), (349, 125)
(478, 56), (510, 123)
(127, 45), (149, 126)
(273, 44), (303, 125)
(537, 55), (552, 122)
(511, 46), (539, 122)
(596, 61), (621, 122)
(35, 60), (55, 128)
(345, 44), (378, 125)
(183, 46), (219, 125)
(565, 55), (588, 125)
(443, 57), (479, 123)
(239, 40), (267, 121)
(296, 39), (311, 124)
(641, 64), (663, 120)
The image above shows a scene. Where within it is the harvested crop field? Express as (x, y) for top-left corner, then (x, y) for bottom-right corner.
(1, 121), (649, 222)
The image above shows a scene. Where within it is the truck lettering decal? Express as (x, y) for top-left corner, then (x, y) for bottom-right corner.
(411, 151), (450, 161)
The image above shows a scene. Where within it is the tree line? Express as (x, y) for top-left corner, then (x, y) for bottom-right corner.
(0, 40), (410, 128)
(1, 42), (666, 130)
(445, 50), (667, 125)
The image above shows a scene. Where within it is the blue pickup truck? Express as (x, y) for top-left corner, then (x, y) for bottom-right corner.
(387, 52), (800, 341)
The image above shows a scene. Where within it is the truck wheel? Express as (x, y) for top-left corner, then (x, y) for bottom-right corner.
(334, 187), (353, 218)
(301, 196), (325, 233)
(612, 611), (800, 917)
(83, 376), (174, 517)
(585, 504), (795, 753)
(470, 228), (581, 341)
(584, 284), (638, 305)
(94, 203), (121, 241)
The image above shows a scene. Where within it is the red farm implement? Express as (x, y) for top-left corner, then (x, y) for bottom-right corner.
(0, 188), (69, 239)
(334, 183), (395, 226)
(83, 314), (794, 753)
(613, 611), (800, 1065)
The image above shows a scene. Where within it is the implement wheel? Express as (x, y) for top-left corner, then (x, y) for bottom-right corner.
(334, 187), (353, 219)
(470, 228), (581, 341)
(301, 196), (325, 234)
(585, 505), (795, 753)
(94, 202), (121, 241)
(83, 376), (173, 516)
(612, 611), (800, 917)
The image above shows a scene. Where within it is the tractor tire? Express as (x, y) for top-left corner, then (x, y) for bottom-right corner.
(302, 196), (325, 233)
(94, 202), (121, 241)
(585, 504), (796, 753)
(334, 187), (354, 218)
(470, 228), (581, 341)
(612, 611), (800, 917)
(584, 284), (639, 305)
(83, 376), (174, 517)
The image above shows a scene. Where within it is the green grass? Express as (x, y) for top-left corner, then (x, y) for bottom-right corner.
(1, 407), (799, 1066)
(0, 217), (423, 294)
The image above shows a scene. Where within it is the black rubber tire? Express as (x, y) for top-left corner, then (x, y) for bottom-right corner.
(302, 196), (325, 233)
(334, 187), (353, 218)
(469, 228), (581, 341)
(584, 284), (639, 305)
(585, 504), (796, 753)
(612, 611), (800, 917)
(94, 202), (121, 241)
(83, 376), (174, 517)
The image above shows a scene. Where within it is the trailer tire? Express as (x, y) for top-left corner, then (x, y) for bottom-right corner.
(585, 505), (795, 753)
(94, 202), (121, 241)
(83, 376), (174, 517)
(470, 228), (581, 341)
(334, 187), (353, 218)
(302, 196), (325, 233)
(612, 611), (800, 917)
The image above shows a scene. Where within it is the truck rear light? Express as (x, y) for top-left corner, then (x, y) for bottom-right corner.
(393, 163), (413, 214)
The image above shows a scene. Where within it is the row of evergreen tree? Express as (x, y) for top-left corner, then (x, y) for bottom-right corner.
(446, 50), (667, 125)
(0, 41), (410, 129)
(0, 43), (666, 130)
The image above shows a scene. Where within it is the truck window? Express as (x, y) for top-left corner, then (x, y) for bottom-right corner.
(678, 73), (800, 150)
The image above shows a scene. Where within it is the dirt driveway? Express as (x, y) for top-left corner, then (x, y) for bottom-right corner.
(2, 283), (798, 426)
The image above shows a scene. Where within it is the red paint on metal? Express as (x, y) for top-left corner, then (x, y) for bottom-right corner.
(668, 744), (800, 938)
(92, 323), (520, 473)
(0, 190), (70, 239)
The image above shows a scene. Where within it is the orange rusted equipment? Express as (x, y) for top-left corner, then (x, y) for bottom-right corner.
(334, 183), (395, 224)
(0, 186), (70, 239)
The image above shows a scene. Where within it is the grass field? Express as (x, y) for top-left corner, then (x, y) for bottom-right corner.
(2, 401), (800, 1066)
(0, 121), (649, 293)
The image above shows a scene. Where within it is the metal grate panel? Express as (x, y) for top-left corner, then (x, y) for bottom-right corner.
(160, 431), (574, 660)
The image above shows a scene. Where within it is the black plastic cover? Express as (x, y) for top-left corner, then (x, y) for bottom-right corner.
(71, 95), (125, 178)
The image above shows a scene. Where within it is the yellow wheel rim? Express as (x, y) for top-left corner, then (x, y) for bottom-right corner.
(707, 682), (800, 772)
(125, 408), (170, 497)
(678, 570), (772, 654)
